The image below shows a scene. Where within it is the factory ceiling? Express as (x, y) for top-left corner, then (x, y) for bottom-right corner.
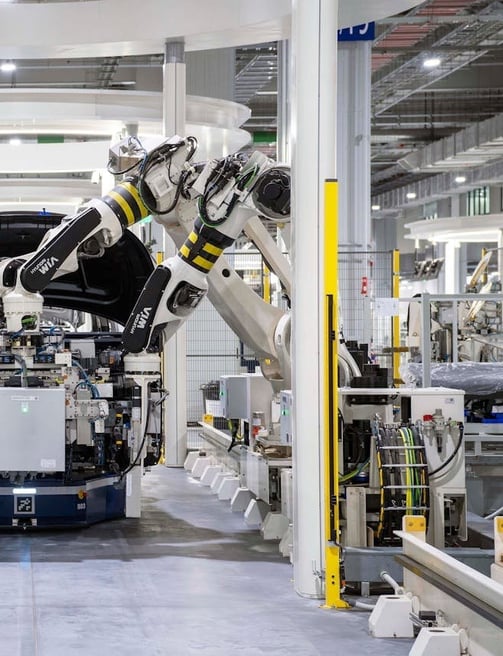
(243, 0), (503, 212)
(2, 1), (503, 214)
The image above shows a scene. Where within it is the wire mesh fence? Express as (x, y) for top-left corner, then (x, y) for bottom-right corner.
(338, 250), (395, 369)
(185, 248), (393, 434)
(185, 249), (287, 426)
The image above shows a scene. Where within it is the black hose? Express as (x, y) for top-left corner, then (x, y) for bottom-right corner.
(428, 422), (464, 477)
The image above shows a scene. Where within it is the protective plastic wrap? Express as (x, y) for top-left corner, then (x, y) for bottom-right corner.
(403, 362), (503, 396)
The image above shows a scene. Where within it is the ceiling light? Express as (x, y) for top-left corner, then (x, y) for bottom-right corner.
(406, 192), (417, 200)
(1, 62), (16, 73)
(455, 175), (466, 183)
(371, 204), (381, 211)
(423, 57), (441, 69)
(9, 138), (21, 146)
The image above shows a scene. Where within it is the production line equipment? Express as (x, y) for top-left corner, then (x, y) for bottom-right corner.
(337, 364), (467, 584)
(0, 134), (291, 528)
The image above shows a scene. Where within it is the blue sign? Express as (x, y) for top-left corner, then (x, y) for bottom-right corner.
(338, 22), (375, 42)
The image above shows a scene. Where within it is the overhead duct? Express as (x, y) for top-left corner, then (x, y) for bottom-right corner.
(373, 156), (503, 213)
(398, 112), (503, 173)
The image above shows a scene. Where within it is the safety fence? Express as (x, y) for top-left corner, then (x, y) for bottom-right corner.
(186, 249), (287, 426)
(338, 249), (395, 370)
(186, 248), (395, 435)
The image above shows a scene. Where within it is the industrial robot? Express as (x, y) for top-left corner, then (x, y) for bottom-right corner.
(0, 135), (290, 352)
(0, 134), (290, 527)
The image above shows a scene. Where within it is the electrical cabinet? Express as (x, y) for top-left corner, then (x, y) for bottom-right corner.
(219, 373), (273, 429)
(0, 387), (66, 472)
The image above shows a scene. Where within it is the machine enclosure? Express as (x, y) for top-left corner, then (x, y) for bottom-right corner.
(0, 387), (66, 472)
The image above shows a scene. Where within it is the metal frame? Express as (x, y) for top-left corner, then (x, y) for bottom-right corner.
(396, 527), (503, 655)
(399, 292), (503, 387)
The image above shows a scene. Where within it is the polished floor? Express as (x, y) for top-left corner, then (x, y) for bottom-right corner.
(0, 466), (413, 655)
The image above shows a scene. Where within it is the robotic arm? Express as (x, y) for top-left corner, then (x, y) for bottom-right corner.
(123, 150), (290, 352)
(0, 136), (199, 333)
(0, 136), (291, 358)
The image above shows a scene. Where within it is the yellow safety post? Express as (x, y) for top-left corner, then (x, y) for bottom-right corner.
(323, 179), (349, 609)
(481, 247), (488, 286)
(263, 262), (271, 304)
(392, 249), (402, 385)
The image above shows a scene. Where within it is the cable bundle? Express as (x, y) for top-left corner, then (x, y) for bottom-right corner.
(138, 136), (198, 215)
(374, 422), (430, 544)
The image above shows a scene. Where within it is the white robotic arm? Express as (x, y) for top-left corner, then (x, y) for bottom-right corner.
(0, 136), (291, 365)
(123, 151), (291, 352)
(0, 136), (199, 332)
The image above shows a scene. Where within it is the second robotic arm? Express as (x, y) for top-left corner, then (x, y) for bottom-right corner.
(123, 153), (290, 353)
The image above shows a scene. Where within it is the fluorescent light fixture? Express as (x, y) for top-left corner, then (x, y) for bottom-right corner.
(406, 192), (417, 200)
(455, 175), (466, 183)
(9, 137), (21, 146)
(1, 62), (16, 73)
(255, 90), (278, 95)
(13, 488), (37, 495)
(371, 204), (381, 211)
(423, 57), (441, 69)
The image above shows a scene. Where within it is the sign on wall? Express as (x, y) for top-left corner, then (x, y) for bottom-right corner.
(338, 23), (375, 41)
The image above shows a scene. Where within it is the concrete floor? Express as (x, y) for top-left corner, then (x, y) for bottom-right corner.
(0, 466), (414, 655)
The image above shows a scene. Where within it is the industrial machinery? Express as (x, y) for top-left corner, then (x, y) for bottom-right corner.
(339, 384), (466, 551)
(333, 353), (498, 606)
(0, 134), (291, 528)
(404, 284), (503, 527)
(0, 324), (163, 527)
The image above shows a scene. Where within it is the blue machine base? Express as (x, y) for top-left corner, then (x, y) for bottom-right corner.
(0, 476), (126, 528)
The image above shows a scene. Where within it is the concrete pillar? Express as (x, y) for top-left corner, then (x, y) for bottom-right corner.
(498, 231), (503, 327)
(291, 0), (338, 598)
(444, 242), (460, 295)
(458, 243), (468, 292)
(162, 40), (188, 467)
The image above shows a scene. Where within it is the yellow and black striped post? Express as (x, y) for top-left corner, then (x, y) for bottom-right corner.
(324, 179), (349, 609)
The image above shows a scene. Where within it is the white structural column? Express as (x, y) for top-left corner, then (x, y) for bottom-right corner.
(291, 0), (338, 598)
(499, 232), (503, 330)
(277, 40), (291, 165)
(444, 241), (460, 294)
(162, 40), (188, 467)
(337, 41), (371, 250)
(337, 40), (372, 344)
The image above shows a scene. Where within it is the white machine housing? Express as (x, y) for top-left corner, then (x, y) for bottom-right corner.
(219, 373), (273, 433)
(339, 386), (466, 548)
